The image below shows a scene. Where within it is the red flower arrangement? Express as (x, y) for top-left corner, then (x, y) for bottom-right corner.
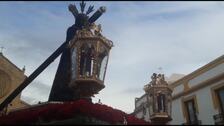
(0, 99), (150, 125)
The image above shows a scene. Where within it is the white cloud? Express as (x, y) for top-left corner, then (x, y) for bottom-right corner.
(21, 80), (51, 104)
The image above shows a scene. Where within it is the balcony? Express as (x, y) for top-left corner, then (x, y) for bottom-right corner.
(213, 113), (224, 125)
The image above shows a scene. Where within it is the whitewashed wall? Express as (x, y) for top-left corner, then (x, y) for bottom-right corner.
(135, 95), (146, 121)
(135, 95), (152, 122)
(136, 95), (147, 108)
(172, 84), (184, 96)
(170, 78), (224, 125)
(136, 111), (143, 119)
(144, 108), (150, 121)
(189, 63), (224, 88)
(195, 85), (217, 125)
(170, 99), (185, 124)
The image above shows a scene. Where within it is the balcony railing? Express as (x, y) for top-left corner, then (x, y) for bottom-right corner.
(182, 120), (202, 125)
(213, 113), (224, 125)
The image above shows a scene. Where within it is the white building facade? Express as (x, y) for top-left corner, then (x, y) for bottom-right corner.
(133, 55), (224, 125)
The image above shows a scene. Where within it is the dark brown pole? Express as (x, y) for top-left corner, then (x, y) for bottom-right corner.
(88, 6), (106, 23)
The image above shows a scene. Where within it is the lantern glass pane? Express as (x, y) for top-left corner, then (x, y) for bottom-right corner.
(99, 55), (108, 80)
(71, 48), (77, 80)
(80, 43), (95, 77)
(96, 45), (108, 81)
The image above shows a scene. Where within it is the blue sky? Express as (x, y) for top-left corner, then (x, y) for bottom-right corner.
(1, 1), (224, 113)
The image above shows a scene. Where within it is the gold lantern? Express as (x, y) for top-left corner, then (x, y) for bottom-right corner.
(68, 23), (113, 99)
(144, 73), (173, 124)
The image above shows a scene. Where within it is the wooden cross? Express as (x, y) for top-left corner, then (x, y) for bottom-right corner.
(0, 46), (5, 54)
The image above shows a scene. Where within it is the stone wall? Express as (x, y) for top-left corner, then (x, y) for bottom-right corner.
(0, 54), (29, 112)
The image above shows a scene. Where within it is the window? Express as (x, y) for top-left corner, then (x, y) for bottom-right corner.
(184, 99), (198, 124)
(211, 84), (224, 113)
(211, 84), (224, 125)
(182, 95), (199, 124)
(216, 87), (224, 113)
